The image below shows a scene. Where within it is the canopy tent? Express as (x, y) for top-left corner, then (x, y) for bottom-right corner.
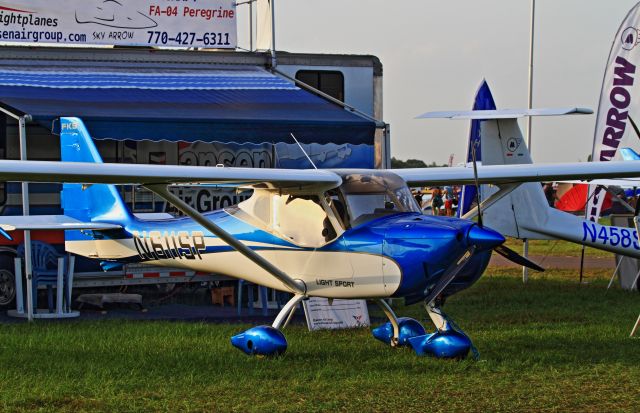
(0, 64), (379, 321)
(0, 66), (376, 144)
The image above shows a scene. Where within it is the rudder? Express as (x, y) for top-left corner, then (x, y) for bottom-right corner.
(60, 117), (131, 225)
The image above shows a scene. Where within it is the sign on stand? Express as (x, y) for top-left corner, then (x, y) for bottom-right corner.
(303, 297), (370, 331)
(0, 0), (237, 48)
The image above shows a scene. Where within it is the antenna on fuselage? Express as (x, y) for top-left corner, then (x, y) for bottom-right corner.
(290, 133), (317, 169)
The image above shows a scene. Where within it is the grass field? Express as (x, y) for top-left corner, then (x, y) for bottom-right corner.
(0, 269), (639, 412)
(503, 238), (612, 258)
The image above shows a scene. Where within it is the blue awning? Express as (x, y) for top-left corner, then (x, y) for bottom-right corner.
(0, 67), (376, 144)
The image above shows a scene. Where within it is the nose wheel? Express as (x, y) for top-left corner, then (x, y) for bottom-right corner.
(372, 299), (426, 347)
(406, 301), (474, 359)
(371, 298), (476, 359)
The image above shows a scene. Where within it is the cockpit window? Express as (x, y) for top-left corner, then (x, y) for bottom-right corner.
(336, 171), (420, 227)
(227, 189), (341, 248)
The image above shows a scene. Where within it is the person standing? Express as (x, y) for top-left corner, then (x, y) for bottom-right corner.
(413, 189), (423, 208)
(443, 186), (456, 216)
(431, 187), (443, 215)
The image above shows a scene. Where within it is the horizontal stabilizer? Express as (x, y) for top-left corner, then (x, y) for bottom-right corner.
(416, 107), (593, 120)
(0, 215), (121, 232)
(134, 213), (174, 220)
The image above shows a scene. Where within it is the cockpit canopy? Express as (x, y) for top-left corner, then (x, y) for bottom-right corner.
(331, 170), (420, 228)
(227, 170), (420, 248)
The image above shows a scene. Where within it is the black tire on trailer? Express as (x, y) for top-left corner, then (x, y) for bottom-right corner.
(0, 254), (16, 309)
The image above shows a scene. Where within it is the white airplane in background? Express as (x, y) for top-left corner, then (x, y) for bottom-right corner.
(0, 116), (639, 359)
(418, 86), (640, 261)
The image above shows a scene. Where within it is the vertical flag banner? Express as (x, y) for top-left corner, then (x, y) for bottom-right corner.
(256, 0), (272, 51)
(587, 1), (640, 222)
(0, 0), (237, 48)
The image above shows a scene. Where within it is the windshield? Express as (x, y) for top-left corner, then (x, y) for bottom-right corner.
(335, 171), (420, 227)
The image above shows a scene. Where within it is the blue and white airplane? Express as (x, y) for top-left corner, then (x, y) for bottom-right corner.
(0, 117), (639, 358)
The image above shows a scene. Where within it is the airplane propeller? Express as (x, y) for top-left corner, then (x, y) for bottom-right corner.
(493, 244), (544, 272)
(629, 116), (640, 142)
(423, 246), (477, 304)
(470, 140), (483, 227)
(468, 139), (544, 272)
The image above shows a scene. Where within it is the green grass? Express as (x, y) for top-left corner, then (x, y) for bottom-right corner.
(0, 270), (639, 412)
(503, 238), (612, 258)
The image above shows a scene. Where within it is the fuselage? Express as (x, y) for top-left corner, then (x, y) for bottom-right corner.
(64, 170), (499, 301)
(66, 210), (491, 300)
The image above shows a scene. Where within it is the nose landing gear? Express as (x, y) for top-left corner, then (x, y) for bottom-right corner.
(372, 299), (474, 359)
(407, 301), (473, 359)
(371, 299), (426, 347)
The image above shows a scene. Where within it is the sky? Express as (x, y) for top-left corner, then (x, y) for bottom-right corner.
(240, 0), (640, 165)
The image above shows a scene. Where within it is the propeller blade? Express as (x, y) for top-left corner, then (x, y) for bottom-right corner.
(494, 244), (544, 272)
(629, 116), (640, 142)
(471, 141), (483, 227)
(424, 246), (476, 304)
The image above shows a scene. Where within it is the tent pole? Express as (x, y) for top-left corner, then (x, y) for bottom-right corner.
(18, 115), (33, 321)
(249, 0), (254, 52)
(523, 0), (535, 284)
(270, 0), (277, 67)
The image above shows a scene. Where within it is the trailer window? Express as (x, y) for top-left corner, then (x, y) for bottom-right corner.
(296, 70), (345, 102)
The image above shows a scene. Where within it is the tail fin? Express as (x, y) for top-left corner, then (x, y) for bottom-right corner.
(458, 80), (496, 217)
(476, 116), (555, 240)
(60, 117), (131, 224)
(620, 147), (640, 161)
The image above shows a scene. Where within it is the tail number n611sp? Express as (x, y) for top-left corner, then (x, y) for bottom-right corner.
(133, 230), (206, 261)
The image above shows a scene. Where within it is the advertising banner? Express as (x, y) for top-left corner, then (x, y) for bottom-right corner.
(274, 143), (375, 169)
(303, 297), (370, 331)
(0, 0), (237, 48)
(587, 2), (640, 222)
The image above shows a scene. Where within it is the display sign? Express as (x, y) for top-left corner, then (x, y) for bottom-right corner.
(0, 0), (237, 48)
(303, 297), (370, 331)
(587, 1), (640, 222)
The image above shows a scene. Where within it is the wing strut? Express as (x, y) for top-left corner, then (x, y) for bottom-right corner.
(146, 184), (307, 295)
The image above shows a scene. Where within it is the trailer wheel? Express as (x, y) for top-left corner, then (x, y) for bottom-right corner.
(0, 255), (16, 308)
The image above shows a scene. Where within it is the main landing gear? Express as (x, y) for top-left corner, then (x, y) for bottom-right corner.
(231, 294), (473, 359)
(372, 299), (473, 359)
(231, 294), (305, 356)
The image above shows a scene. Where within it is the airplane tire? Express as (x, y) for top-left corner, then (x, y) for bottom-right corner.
(0, 255), (16, 309)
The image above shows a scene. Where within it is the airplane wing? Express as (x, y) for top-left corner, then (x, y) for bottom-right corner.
(416, 107), (593, 120)
(392, 161), (640, 187)
(0, 159), (638, 188)
(0, 160), (342, 191)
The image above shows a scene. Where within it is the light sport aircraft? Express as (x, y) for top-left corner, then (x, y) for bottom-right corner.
(1, 117), (640, 359)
